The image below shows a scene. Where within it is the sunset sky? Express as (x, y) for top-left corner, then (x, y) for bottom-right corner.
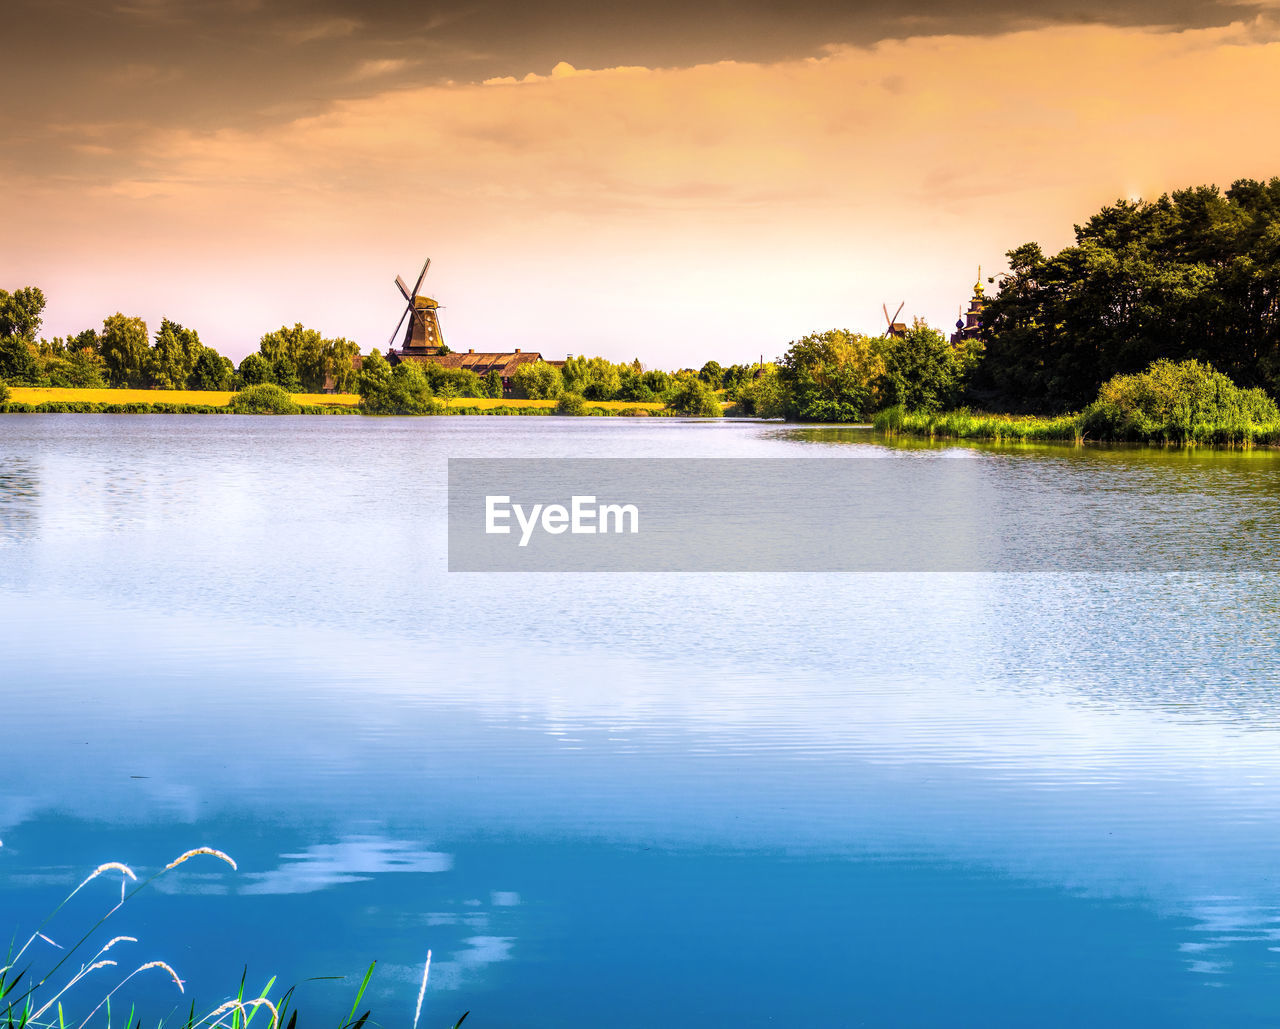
(5, 0), (1280, 365)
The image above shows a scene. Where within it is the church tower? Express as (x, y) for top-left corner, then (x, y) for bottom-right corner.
(951, 269), (985, 345)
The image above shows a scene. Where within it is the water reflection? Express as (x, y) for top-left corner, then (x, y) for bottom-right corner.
(4, 416), (1280, 1025)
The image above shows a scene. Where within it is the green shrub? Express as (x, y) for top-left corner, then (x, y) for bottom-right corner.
(666, 377), (722, 417)
(1081, 359), (1280, 443)
(228, 382), (300, 415)
(0, 380), (9, 404)
(556, 391), (586, 416)
(512, 360), (564, 399)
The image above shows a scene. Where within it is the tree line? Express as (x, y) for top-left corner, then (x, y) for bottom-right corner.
(10, 177), (1279, 421)
(0, 289), (360, 394)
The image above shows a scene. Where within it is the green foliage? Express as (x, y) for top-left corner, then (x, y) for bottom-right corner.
(698, 360), (724, 388)
(1081, 359), (1280, 443)
(0, 335), (40, 384)
(981, 178), (1280, 410)
(562, 355), (621, 400)
(778, 329), (886, 422)
(421, 366), (484, 398)
(257, 324), (358, 393)
(41, 346), (108, 388)
(228, 383), (300, 414)
(189, 347), (235, 390)
(0, 287), (45, 341)
(555, 391), (586, 415)
(484, 369), (503, 398)
(732, 364), (786, 418)
(272, 356), (302, 393)
(666, 376), (722, 417)
(877, 319), (980, 413)
(0, 380), (9, 403)
(615, 363), (657, 402)
(874, 406), (1085, 441)
(99, 314), (150, 388)
(148, 319), (202, 390)
(357, 353), (439, 414)
(511, 360), (563, 399)
(237, 352), (274, 386)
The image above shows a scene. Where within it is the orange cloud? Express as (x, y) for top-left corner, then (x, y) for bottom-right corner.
(7, 21), (1280, 363)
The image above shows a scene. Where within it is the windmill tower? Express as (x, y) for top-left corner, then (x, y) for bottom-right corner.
(389, 258), (446, 354)
(882, 301), (906, 339)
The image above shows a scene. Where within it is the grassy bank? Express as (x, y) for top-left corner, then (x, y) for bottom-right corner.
(874, 407), (1085, 442)
(873, 406), (1280, 446)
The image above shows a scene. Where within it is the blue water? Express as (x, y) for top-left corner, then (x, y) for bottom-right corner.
(4, 416), (1280, 1027)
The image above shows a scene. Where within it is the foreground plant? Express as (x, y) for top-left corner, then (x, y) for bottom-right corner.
(1, 848), (464, 1029)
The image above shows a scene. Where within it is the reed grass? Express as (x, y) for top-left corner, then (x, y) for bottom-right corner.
(873, 406), (1085, 442)
(874, 405), (1280, 446)
(2, 849), (462, 1029)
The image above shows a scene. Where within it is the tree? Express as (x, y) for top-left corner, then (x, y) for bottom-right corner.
(777, 329), (886, 421)
(356, 351), (438, 414)
(0, 287), (45, 384)
(189, 347), (234, 390)
(43, 346), (107, 388)
(877, 319), (979, 413)
(272, 355), (302, 393)
(0, 287), (45, 342)
(484, 369), (504, 398)
(733, 365), (786, 418)
(698, 360), (724, 388)
(99, 314), (150, 387)
(667, 377), (722, 417)
(238, 352), (274, 386)
(511, 360), (563, 399)
(980, 178), (1280, 411)
(561, 355), (621, 399)
(322, 337), (361, 393)
(149, 318), (202, 389)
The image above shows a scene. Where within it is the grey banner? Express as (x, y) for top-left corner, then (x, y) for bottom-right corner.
(447, 457), (1277, 573)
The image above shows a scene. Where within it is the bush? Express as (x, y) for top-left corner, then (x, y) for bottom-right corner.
(0, 380), (9, 404)
(778, 329), (886, 422)
(556, 391), (586, 415)
(1081, 359), (1280, 443)
(667, 377), (722, 417)
(733, 365), (787, 418)
(228, 382), (300, 414)
(512, 360), (563, 399)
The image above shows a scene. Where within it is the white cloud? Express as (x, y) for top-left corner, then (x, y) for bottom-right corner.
(241, 835), (452, 895)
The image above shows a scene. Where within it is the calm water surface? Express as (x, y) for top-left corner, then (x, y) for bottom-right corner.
(4, 416), (1280, 1026)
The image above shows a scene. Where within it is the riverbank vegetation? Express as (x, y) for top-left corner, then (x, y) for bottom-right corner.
(7, 176), (1280, 434)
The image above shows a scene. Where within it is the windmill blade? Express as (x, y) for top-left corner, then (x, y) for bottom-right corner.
(891, 302), (905, 325)
(388, 301), (413, 346)
(883, 303), (891, 327)
(410, 258), (431, 298)
(395, 275), (413, 303)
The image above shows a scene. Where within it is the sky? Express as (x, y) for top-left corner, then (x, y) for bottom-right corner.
(5, 0), (1280, 366)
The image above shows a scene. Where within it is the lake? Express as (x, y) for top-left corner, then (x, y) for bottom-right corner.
(4, 415), (1280, 1027)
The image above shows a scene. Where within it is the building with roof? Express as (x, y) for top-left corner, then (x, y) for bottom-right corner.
(387, 294), (546, 396)
(951, 271), (985, 345)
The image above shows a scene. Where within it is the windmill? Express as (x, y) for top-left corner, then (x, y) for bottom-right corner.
(389, 258), (446, 352)
(882, 302), (906, 339)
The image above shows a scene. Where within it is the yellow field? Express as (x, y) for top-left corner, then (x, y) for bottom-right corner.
(8, 387), (359, 407)
(439, 397), (667, 411)
(7, 388), (676, 412)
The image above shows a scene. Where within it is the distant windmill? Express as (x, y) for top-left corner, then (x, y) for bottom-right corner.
(389, 258), (446, 351)
(882, 301), (906, 339)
